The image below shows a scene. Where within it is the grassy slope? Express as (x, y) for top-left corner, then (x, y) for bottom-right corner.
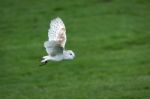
(0, 0), (150, 99)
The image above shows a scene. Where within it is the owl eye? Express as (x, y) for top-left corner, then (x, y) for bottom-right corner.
(70, 53), (72, 55)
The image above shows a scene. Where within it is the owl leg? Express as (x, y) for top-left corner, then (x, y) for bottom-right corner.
(40, 56), (49, 66)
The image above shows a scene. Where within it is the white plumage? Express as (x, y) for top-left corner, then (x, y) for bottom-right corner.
(48, 17), (66, 48)
(41, 17), (75, 64)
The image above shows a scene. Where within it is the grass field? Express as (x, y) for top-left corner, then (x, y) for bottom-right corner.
(0, 0), (150, 99)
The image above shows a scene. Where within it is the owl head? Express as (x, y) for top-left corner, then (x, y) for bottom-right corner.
(63, 50), (75, 60)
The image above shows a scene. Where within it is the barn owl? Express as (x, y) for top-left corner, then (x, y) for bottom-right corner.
(41, 17), (75, 65)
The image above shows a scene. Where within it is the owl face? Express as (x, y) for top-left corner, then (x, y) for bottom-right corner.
(64, 50), (75, 60)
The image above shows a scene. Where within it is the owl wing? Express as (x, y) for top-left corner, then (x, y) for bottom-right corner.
(44, 41), (63, 56)
(48, 17), (66, 48)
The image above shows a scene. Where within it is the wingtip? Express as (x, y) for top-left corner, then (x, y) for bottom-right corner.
(50, 17), (61, 22)
(56, 17), (63, 20)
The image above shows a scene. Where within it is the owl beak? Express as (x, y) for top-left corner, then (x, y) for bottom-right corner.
(72, 55), (75, 59)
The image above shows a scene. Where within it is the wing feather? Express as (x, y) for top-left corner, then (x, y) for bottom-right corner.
(44, 41), (63, 56)
(48, 17), (66, 48)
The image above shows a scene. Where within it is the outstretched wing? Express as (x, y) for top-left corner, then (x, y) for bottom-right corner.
(48, 17), (66, 48)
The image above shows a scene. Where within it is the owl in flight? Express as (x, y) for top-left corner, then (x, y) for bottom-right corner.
(41, 17), (75, 65)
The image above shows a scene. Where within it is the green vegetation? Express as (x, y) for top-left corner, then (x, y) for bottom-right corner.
(0, 0), (150, 99)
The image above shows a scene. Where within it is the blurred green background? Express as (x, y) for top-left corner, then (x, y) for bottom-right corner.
(0, 0), (150, 99)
